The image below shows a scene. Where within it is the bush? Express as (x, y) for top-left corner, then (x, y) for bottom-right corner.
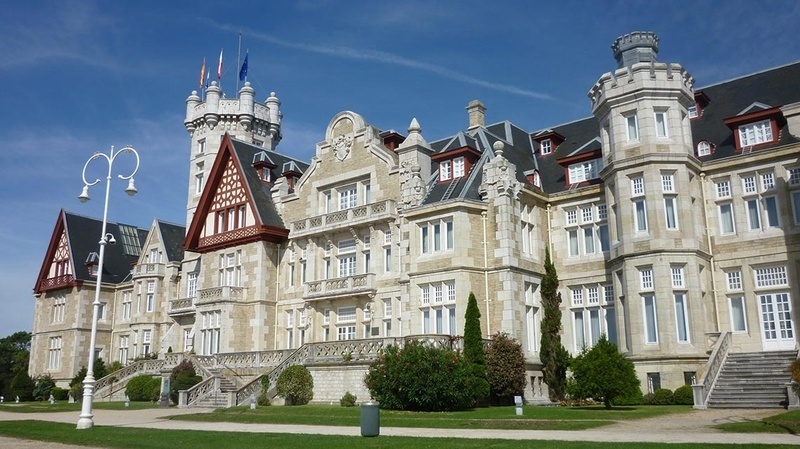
(257, 375), (271, 406)
(364, 341), (477, 411)
(642, 393), (655, 405)
(169, 361), (202, 405)
(33, 374), (56, 401)
(125, 375), (161, 402)
(9, 370), (34, 401)
(567, 335), (640, 409)
(107, 361), (124, 374)
(276, 365), (313, 405)
(673, 385), (694, 405)
(610, 388), (644, 406)
(340, 391), (357, 407)
(51, 387), (70, 401)
(790, 358), (800, 383)
(486, 332), (526, 405)
(651, 388), (674, 405)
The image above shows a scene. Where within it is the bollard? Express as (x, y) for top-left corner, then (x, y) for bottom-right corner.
(360, 400), (380, 437)
(250, 394), (256, 410)
(514, 395), (523, 416)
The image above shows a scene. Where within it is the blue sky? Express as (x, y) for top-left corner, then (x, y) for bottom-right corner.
(1, 0), (799, 338)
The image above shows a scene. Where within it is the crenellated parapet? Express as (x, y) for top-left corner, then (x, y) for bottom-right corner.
(588, 62), (694, 113)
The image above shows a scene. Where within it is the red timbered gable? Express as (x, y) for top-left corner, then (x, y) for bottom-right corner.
(34, 210), (80, 294)
(184, 134), (289, 252)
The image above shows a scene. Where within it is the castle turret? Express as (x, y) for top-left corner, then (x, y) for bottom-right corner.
(183, 82), (282, 228)
(612, 31), (659, 69)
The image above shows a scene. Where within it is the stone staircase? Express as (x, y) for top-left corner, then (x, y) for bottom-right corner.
(191, 373), (239, 408)
(707, 351), (796, 408)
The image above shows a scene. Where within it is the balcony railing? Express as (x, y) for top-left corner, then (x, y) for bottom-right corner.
(37, 274), (76, 292)
(132, 263), (166, 277)
(197, 286), (246, 305)
(303, 273), (375, 300)
(169, 297), (196, 315)
(291, 199), (396, 238)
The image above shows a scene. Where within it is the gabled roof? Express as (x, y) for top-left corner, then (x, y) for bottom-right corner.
(690, 61), (800, 158)
(156, 220), (186, 262)
(34, 210), (147, 293)
(531, 117), (600, 193)
(184, 134), (309, 251)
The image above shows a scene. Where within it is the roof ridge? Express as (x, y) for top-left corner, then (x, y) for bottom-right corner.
(697, 60), (800, 90)
(229, 137), (310, 168)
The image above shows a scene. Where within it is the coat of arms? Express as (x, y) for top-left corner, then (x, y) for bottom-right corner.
(332, 133), (354, 161)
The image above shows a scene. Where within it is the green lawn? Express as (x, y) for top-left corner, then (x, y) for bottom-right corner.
(169, 404), (691, 431)
(0, 421), (798, 449)
(714, 410), (800, 434)
(0, 401), (161, 413)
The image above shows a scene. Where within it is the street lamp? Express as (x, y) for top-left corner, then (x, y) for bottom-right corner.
(76, 145), (140, 430)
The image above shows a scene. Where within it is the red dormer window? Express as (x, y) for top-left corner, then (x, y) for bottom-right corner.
(532, 130), (564, 156)
(432, 146), (480, 183)
(540, 139), (552, 155)
(557, 149), (603, 187)
(723, 106), (784, 152)
(525, 170), (542, 189)
(689, 91), (710, 120)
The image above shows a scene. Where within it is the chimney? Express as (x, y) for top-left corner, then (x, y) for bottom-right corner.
(612, 31), (659, 69)
(466, 100), (486, 130)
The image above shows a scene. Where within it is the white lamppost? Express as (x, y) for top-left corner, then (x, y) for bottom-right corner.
(76, 145), (139, 429)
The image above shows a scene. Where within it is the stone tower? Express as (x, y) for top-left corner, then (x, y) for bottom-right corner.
(588, 32), (713, 365)
(183, 81), (282, 227)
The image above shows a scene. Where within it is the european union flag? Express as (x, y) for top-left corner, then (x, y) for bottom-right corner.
(239, 53), (249, 82)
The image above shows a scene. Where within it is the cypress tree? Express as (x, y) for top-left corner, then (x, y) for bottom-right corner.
(539, 248), (570, 402)
(464, 292), (489, 401)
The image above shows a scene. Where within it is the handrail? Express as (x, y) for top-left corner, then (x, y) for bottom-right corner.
(94, 358), (167, 397)
(692, 331), (732, 409)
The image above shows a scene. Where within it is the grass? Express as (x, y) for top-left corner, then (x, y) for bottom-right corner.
(1, 421), (799, 449)
(0, 401), (162, 413)
(168, 404), (691, 431)
(715, 410), (800, 434)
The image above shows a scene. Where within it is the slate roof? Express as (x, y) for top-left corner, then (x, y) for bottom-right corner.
(156, 220), (186, 262)
(690, 61), (800, 159)
(229, 138), (310, 228)
(63, 211), (147, 284)
(533, 117), (600, 194)
(423, 121), (537, 205)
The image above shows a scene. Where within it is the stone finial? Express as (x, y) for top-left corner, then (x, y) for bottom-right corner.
(408, 117), (421, 134)
(612, 31), (659, 69)
(467, 100), (486, 130)
(493, 140), (505, 156)
(398, 118), (429, 150)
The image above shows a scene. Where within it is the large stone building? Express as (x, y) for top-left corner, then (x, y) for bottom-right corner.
(31, 32), (799, 406)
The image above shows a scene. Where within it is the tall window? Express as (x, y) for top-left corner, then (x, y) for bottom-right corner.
(643, 295), (658, 344)
(570, 284), (616, 352)
(187, 273), (198, 298)
(520, 204), (537, 257)
(146, 281), (155, 312)
(625, 113), (639, 141)
(195, 162), (204, 195)
(52, 296), (66, 323)
(200, 311), (221, 355)
(119, 335), (129, 362)
(219, 251), (242, 286)
(452, 157), (465, 178)
(654, 110), (668, 138)
(48, 337), (62, 370)
(338, 239), (357, 277)
(122, 290), (132, 320)
(742, 171), (779, 231)
(339, 185), (357, 210)
(337, 307), (357, 340)
(142, 330), (152, 355)
(439, 160), (451, 181)
(384, 229), (392, 273)
(565, 203), (609, 257)
(524, 282), (539, 353)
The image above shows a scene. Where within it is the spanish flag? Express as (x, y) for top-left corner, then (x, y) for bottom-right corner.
(199, 57), (206, 89)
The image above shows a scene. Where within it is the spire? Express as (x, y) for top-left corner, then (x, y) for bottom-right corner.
(398, 118), (429, 150)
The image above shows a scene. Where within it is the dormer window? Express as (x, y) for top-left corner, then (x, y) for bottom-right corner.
(259, 168), (271, 182)
(568, 159), (602, 184)
(533, 171), (541, 188)
(439, 160), (451, 181)
(697, 141), (712, 157)
(688, 105), (698, 119)
(540, 139), (552, 155)
(738, 119), (774, 147)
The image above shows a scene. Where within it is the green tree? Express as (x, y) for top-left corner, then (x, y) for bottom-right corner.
(539, 248), (570, 402)
(69, 358), (110, 402)
(276, 365), (314, 405)
(169, 360), (202, 405)
(0, 331), (31, 397)
(463, 292), (490, 401)
(33, 374), (56, 401)
(567, 335), (640, 409)
(486, 332), (527, 405)
(10, 369), (34, 401)
(365, 341), (477, 411)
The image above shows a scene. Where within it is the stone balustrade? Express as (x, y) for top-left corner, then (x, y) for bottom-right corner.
(304, 273), (375, 300)
(291, 199), (396, 238)
(132, 263), (166, 278)
(197, 286), (246, 304)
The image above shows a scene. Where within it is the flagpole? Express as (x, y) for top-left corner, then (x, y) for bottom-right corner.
(236, 32), (242, 94)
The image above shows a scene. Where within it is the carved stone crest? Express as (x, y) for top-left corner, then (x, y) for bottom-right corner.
(332, 133), (354, 161)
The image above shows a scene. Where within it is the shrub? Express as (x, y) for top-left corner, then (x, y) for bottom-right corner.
(107, 361), (124, 374)
(789, 358), (800, 383)
(610, 388), (644, 406)
(365, 341), (477, 411)
(651, 388), (674, 405)
(257, 375), (271, 406)
(642, 393), (655, 405)
(340, 391), (357, 407)
(33, 374), (56, 401)
(51, 387), (70, 401)
(673, 385), (694, 405)
(486, 332), (526, 405)
(10, 370), (34, 401)
(125, 375), (161, 402)
(567, 335), (640, 409)
(276, 365), (314, 405)
(169, 361), (202, 405)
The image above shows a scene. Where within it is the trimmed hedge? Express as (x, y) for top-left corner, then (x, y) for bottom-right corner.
(673, 385), (694, 405)
(276, 365), (314, 406)
(651, 388), (674, 405)
(125, 375), (161, 402)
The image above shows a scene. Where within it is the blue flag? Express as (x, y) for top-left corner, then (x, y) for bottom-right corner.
(239, 52), (249, 81)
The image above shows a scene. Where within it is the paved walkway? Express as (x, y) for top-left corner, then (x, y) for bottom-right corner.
(0, 406), (798, 447)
